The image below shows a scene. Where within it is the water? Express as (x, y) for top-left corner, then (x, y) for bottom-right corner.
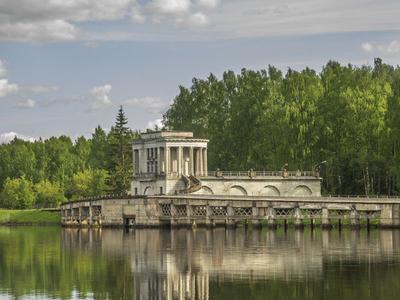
(1, 227), (400, 300)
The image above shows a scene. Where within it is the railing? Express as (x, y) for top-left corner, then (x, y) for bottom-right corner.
(203, 170), (316, 178)
(134, 172), (166, 179)
(324, 195), (400, 199)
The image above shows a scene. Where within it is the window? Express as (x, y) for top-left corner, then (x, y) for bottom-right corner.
(134, 188), (138, 195)
(160, 187), (163, 194)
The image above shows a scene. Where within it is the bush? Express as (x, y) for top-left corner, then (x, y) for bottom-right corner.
(0, 177), (36, 209)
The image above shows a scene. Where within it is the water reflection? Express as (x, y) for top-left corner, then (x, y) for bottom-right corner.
(1, 227), (400, 299)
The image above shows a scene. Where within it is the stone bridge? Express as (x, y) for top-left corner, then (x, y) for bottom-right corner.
(60, 194), (400, 228)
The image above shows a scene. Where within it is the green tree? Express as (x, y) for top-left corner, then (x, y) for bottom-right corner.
(71, 169), (109, 199)
(0, 177), (36, 209)
(34, 180), (66, 208)
(89, 126), (110, 170)
(108, 106), (135, 193)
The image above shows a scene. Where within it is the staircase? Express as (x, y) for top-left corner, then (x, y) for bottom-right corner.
(180, 174), (202, 194)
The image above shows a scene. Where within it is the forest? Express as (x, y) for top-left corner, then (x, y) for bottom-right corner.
(0, 107), (136, 209)
(163, 59), (400, 197)
(1, 58), (400, 209)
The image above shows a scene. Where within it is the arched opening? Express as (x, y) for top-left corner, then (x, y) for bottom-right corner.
(200, 186), (214, 195)
(143, 186), (154, 195)
(293, 185), (312, 196)
(260, 185), (280, 196)
(230, 185), (248, 195)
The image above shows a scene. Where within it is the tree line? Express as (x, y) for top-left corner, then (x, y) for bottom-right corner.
(163, 59), (400, 196)
(0, 106), (136, 209)
(1, 59), (399, 208)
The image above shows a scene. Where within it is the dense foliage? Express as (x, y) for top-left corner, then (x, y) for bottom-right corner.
(0, 107), (137, 208)
(163, 59), (400, 196)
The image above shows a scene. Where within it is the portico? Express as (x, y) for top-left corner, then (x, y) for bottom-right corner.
(132, 131), (209, 195)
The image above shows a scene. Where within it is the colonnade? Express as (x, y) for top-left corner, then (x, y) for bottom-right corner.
(135, 145), (208, 177)
(165, 146), (208, 177)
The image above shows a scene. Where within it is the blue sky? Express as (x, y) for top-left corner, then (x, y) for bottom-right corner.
(0, 0), (400, 142)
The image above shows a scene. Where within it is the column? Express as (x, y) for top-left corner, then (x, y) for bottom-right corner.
(178, 146), (183, 175)
(157, 147), (161, 174)
(199, 148), (204, 176)
(165, 147), (170, 175)
(190, 147), (194, 175)
(321, 207), (331, 228)
(204, 148), (208, 175)
(350, 209), (360, 228)
(294, 207), (303, 228)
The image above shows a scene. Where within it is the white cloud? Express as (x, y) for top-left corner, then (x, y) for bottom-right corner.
(361, 40), (400, 56)
(17, 98), (36, 108)
(0, 0), (133, 42)
(0, 19), (79, 42)
(361, 42), (374, 52)
(90, 84), (113, 109)
(0, 60), (7, 77)
(177, 12), (208, 27)
(146, 118), (163, 130)
(0, 132), (36, 144)
(1, 0), (400, 42)
(146, 0), (191, 15)
(124, 96), (169, 114)
(0, 79), (18, 97)
(23, 85), (59, 94)
(197, 0), (219, 9)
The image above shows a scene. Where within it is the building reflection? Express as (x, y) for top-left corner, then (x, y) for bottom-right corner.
(61, 228), (400, 300)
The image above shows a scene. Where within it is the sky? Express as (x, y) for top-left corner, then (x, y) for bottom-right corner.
(0, 0), (400, 143)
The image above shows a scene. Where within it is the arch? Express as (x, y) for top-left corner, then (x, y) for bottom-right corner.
(293, 185), (312, 197)
(143, 186), (154, 195)
(260, 185), (280, 196)
(230, 185), (248, 196)
(200, 186), (214, 195)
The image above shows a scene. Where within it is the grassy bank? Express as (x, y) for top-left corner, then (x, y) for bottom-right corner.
(0, 209), (60, 225)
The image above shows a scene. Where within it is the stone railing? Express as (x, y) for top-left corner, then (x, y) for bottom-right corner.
(203, 170), (316, 178)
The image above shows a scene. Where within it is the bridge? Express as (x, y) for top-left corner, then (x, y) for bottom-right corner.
(60, 194), (400, 228)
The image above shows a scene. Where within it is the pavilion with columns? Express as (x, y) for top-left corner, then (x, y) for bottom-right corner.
(132, 131), (209, 195)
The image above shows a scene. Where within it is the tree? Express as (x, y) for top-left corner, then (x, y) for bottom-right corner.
(108, 106), (135, 193)
(71, 169), (110, 199)
(89, 126), (110, 170)
(0, 177), (36, 209)
(34, 180), (66, 208)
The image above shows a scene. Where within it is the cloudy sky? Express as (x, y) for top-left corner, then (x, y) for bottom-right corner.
(0, 0), (400, 143)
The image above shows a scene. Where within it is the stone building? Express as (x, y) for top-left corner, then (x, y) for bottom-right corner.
(131, 131), (321, 198)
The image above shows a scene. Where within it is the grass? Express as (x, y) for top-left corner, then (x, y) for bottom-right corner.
(0, 209), (60, 225)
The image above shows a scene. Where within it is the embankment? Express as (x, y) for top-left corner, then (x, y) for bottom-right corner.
(0, 209), (60, 225)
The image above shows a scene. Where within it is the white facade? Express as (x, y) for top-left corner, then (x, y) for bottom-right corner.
(131, 131), (208, 196)
(131, 131), (322, 197)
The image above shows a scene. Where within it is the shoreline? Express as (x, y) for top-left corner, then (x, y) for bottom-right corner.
(0, 209), (60, 226)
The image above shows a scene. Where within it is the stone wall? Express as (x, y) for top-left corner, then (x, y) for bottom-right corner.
(195, 177), (321, 197)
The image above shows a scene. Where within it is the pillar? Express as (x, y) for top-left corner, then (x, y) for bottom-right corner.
(204, 148), (208, 175)
(294, 207), (303, 228)
(178, 147), (183, 175)
(267, 206), (276, 228)
(165, 147), (170, 175)
(322, 208), (331, 229)
(156, 147), (161, 174)
(350, 209), (360, 228)
(226, 205), (235, 228)
(190, 147), (194, 175)
(89, 204), (93, 226)
(199, 148), (204, 176)
(252, 206), (261, 227)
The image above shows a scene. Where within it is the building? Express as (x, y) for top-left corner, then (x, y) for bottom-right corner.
(131, 131), (322, 198)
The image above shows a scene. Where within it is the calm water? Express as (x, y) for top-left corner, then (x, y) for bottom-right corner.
(1, 227), (400, 300)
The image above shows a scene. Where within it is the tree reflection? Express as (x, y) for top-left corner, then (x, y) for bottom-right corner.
(1, 227), (400, 299)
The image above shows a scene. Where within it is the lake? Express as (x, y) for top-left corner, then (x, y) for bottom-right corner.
(1, 227), (400, 299)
